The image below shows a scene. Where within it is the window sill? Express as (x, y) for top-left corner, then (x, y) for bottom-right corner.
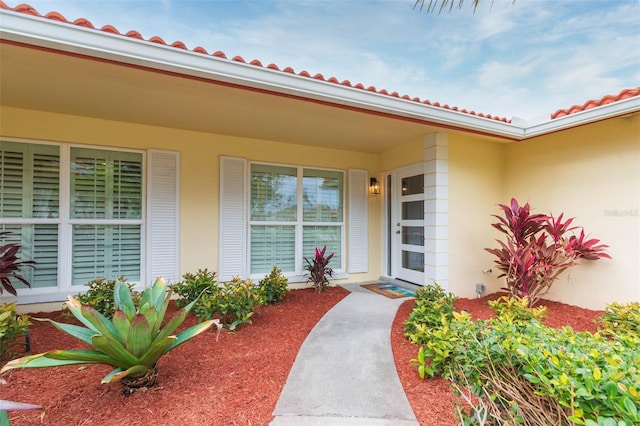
(250, 272), (348, 284)
(284, 272), (348, 283)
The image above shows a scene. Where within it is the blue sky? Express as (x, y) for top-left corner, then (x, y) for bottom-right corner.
(9, 0), (640, 119)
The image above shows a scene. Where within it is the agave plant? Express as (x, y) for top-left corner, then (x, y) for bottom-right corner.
(0, 277), (219, 392)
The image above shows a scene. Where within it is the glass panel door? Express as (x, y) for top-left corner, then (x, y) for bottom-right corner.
(395, 169), (425, 284)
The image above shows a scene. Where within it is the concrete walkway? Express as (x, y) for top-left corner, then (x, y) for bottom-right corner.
(271, 284), (419, 426)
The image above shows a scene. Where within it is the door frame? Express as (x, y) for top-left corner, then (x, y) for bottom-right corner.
(383, 163), (426, 285)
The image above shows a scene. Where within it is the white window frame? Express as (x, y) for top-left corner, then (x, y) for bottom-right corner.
(0, 138), (154, 304)
(67, 144), (145, 287)
(248, 161), (346, 282)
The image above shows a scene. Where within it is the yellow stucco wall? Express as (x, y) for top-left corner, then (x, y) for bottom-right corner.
(504, 114), (640, 309)
(378, 137), (425, 172)
(448, 134), (506, 299)
(1, 106), (382, 284)
(3, 104), (638, 310)
(378, 132), (508, 298)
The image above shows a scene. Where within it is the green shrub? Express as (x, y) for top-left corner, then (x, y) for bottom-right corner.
(71, 277), (140, 320)
(404, 283), (456, 345)
(171, 269), (218, 309)
(411, 304), (640, 425)
(0, 302), (31, 364)
(256, 266), (289, 305)
(194, 277), (256, 330)
(173, 270), (259, 331)
(598, 301), (640, 341)
(413, 310), (487, 380)
(488, 295), (547, 324)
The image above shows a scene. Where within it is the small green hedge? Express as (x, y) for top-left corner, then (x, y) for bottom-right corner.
(1, 302), (31, 364)
(171, 267), (289, 330)
(408, 296), (640, 425)
(404, 283), (456, 346)
(70, 277), (139, 320)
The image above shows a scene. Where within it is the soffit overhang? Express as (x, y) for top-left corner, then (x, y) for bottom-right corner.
(1, 9), (639, 152)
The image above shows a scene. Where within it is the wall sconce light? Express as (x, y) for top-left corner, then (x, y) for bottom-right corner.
(369, 177), (380, 195)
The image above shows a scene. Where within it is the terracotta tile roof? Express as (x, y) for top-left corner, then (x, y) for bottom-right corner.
(0, 2), (517, 123)
(4, 2), (638, 125)
(551, 87), (640, 119)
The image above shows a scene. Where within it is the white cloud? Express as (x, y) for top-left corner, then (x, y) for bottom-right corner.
(476, 58), (536, 88)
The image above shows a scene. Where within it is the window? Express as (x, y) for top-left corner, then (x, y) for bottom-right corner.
(0, 140), (146, 294)
(249, 163), (344, 276)
(70, 148), (142, 285)
(0, 141), (60, 289)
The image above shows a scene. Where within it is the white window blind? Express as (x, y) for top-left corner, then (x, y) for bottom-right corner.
(248, 162), (344, 276)
(302, 169), (343, 222)
(251, 164), (297, 221)
(302, 225), (342, 269)
(70, 147), (142, 285)
(0, 147), (24, 218)
(0, 141), (60, 289)
(250, 225), (296, 273)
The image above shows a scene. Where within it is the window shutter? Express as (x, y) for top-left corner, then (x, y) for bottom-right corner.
(220, 156), (247, 281)
(147, 150), (180, 284)
(348, 169), (368, 273)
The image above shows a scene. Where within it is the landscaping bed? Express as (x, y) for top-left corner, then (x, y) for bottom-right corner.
(392, 292), (604, 426)
(1, 287), (349, 425)
(2, 289), (603, 425)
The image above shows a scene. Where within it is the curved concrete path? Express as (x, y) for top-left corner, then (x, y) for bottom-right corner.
(271, 284), (419, 426)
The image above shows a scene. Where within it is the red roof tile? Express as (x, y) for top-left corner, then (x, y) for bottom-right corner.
(551, 87), (640, 119)
(8, 2), (630, 124)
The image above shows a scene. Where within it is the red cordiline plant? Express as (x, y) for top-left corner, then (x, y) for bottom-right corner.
(485, 198), (610, 307)
(0, 231), (36, 296)
(303, 246), (335, 293)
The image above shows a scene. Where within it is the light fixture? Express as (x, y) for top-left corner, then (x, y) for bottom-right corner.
(369, 177), (380, 195)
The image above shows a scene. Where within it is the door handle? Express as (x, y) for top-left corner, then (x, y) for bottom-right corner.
(395, 230), (401, 234)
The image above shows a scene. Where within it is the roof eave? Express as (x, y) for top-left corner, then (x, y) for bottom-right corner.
(2, 9), (637, 142)
(524, 97), (640, 138)
(0, 8), (526, 140)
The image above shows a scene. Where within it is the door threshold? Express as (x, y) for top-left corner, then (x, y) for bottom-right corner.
(378, 277), (422, 291)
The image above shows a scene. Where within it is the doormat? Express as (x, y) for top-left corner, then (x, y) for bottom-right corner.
(361, 283), (416, 299)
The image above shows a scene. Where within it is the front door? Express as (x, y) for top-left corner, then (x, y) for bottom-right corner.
(391, 165), (425, 284)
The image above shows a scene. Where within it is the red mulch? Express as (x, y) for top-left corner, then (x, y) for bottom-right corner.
(2, 289), (604, 425)
(1, 288), (349, 425)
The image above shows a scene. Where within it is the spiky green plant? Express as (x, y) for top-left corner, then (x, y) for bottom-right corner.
(0, 277), (219, 392)
(1, 399), (41, 424)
